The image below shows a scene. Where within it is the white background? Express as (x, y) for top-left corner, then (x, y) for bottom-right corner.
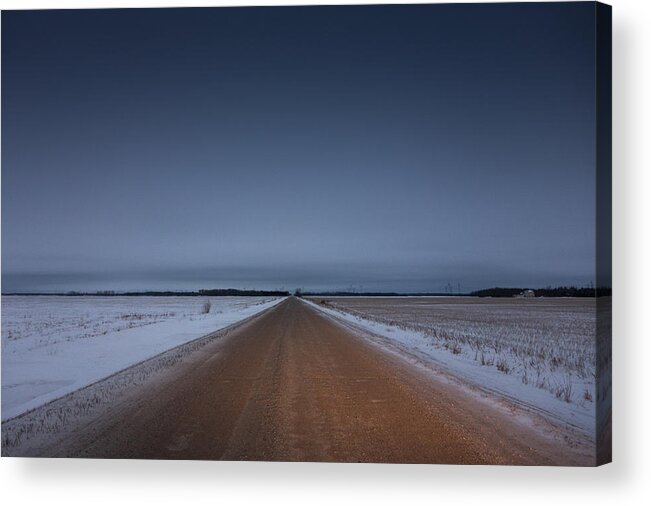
(0, 0), (648, 504)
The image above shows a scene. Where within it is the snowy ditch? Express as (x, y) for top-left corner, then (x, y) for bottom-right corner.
(1, 295), (285, 421)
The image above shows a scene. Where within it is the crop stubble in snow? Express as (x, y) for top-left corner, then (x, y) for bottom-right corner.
(308, 296), (606, 436)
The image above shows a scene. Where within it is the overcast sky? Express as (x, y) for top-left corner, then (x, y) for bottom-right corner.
(2, 4), (600, 293)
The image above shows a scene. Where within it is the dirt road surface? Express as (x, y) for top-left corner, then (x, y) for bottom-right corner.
(18, 297), (592, 464)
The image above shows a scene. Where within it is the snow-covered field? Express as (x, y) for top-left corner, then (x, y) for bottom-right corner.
(1, 295), (284, 420)
(306, 296), (600, 435)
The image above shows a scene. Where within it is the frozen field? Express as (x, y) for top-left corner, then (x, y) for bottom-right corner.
(307, 296), (601, 434)
(1, 295), (284, 420)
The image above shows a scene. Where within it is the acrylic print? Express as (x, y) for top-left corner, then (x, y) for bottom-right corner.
(1, 2), (611, 465)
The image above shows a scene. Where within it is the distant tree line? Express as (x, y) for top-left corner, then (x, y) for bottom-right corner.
(3, 286), (612, 298)
(3, 288), (290, 297)
(470, 286), (612, 298)
(299, 291), (454, 297)
(197, 289), (289, 297)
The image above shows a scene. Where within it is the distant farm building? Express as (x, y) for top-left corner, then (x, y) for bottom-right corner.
(515, 289), (536, 298)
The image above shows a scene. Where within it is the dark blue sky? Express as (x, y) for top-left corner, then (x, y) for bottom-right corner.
(2, 3), (600, 293)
